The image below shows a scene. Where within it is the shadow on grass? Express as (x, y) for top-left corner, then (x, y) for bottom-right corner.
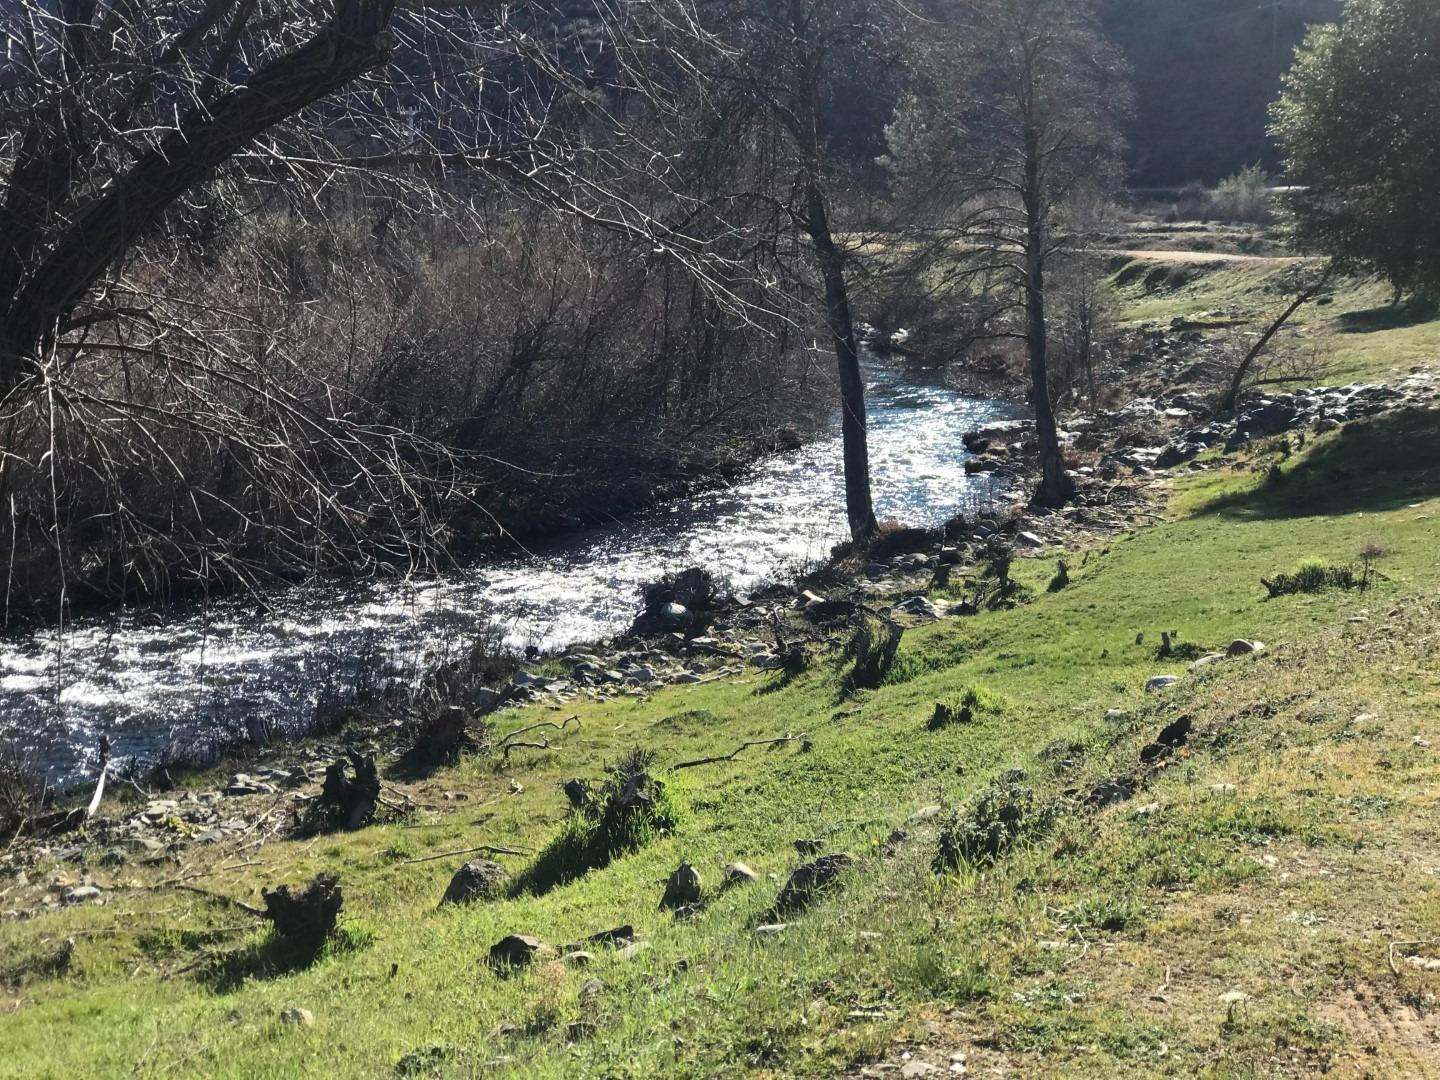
(200, 923), (374, 994)
(1196, 409), (1440, 521)
(1337, 299), (1438, 334)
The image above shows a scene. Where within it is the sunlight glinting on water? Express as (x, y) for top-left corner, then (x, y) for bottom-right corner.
(0, 361), (1023, 781)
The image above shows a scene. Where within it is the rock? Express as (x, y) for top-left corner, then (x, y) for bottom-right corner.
(585, 924), (636, 948)
(616, 940), (651, 960)
(562, 951), (594, 968)
(1015, 531), (1044, 547)
(673, 672), (703, 684)
(660, 861), (702, 910)
(754, 923), (788, 937)
(439, 860), (508, 906)
(579, 977), (604, 1001)
(909, 804), (944, 822)
(658, 602), (689, 629)
(489, 934), (549, 971)
(1209, 783), (1237, 795)
(723, 862), (759, 886)
(278, 1007), (314, 1029)
(1156, 715), (1193, 748)
(1145, 675), (1180, 693)
(894, 596), (940, 620)
(277, 1008), (315, 1031)
(1086, 779), (1133, 808)
(1226, 639), (1264, 657)
(61, 885), (102, 904)
(1189, 653), (1225, 672)
(902, 1063), (943, 1078)
(773, 853), (854, 915)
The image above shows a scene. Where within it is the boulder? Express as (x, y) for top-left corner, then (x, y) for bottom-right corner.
(278, 1007), (314, 1029)
(1225, 639), (1264, 657)
(439, 860), (508, 906)
(772, 853), (854, 915)
(660, 861), (702, 910)
(1145, 675), (1180, 693)
(489, 934), (549, 971)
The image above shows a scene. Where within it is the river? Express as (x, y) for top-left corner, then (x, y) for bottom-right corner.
(0, 359), (1022, 783)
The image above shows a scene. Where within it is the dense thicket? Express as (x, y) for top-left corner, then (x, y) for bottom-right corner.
(0, 0), (821, 616)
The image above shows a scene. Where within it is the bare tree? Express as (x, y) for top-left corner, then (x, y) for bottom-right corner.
(885, 0), (1128, 508)
(696, 0), (910, 543)
(1218, 262), (1334, 413)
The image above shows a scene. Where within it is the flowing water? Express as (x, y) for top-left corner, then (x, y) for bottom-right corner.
(0, 359), (1022, 783)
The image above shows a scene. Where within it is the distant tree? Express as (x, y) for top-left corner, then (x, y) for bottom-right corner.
(888, 0), (1129, 508)
(1271, 0), (1440, 300)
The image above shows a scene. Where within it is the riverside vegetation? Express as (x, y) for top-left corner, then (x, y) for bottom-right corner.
(2, 245), (1440, 1077)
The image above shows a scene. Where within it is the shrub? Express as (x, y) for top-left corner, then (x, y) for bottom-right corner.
(928, 684), (1007, 730)
(1262, 556), (1361, 597)
(516, 749), (687, 894)
(1207, 165), (1274, 224)
(0, 743), (45, 842)
(933, 772), (1053, 873)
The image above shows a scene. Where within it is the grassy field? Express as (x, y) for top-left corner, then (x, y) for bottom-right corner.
(2, 377), (1439, 1076)
(1107, 255), (1440, 385)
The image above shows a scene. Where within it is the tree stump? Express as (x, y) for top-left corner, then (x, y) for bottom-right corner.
(320, 751), (380, 829)
(262, 873), (343, 947)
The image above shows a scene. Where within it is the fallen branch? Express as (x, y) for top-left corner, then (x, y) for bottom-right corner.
(499, 716), (581, 747)
(399, 843), (528, 865)
(1387, 938), (1440, 977)
(671, 733), (810, 770)
(121, 881), (266, 918)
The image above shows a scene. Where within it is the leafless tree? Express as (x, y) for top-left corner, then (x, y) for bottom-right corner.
(692, 0), (914, 544)
(885, 0), (1128, 508)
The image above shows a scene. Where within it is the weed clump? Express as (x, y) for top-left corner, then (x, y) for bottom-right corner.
(1262, 556), (1362, 598)
(933, 772), (1053, 873)
(517, 749), (686, 895)
(0, 742), (44, 842)
(928, 684), (1005, 730)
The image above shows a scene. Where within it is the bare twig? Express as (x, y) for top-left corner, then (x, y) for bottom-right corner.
(399, 843), (527, 866)
(671, 733), (810, 770)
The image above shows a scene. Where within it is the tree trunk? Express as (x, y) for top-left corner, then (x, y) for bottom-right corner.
(1024, 205), (1074, 510)
(804, 178), (878, 544)
(1219, 268), (1331, 413)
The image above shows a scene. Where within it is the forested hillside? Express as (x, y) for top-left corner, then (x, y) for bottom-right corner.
(1102, 0), (1343, 185)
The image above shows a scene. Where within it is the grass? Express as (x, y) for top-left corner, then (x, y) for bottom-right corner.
(1106, 255), (1440, 384)
(2, 318), (1440, 1075)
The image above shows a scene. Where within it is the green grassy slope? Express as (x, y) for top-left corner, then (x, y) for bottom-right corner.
(3, 405), (1438, 1077)
(1108, 257), (1440, 386)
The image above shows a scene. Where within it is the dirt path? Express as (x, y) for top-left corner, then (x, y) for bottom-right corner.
(1110, 248), (1305, 264)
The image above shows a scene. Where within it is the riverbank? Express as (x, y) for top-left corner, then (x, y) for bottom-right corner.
(3, 354), (1439, 1075)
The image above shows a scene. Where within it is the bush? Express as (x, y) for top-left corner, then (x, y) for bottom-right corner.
(1207, 165), (1274, 224)
(516, 749), (687, 894)
(1262, 556), (1361, 597)
(933, 772), (1053, 872)
(0, 743), (44, 841)
(928, 684), (1006, 730)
